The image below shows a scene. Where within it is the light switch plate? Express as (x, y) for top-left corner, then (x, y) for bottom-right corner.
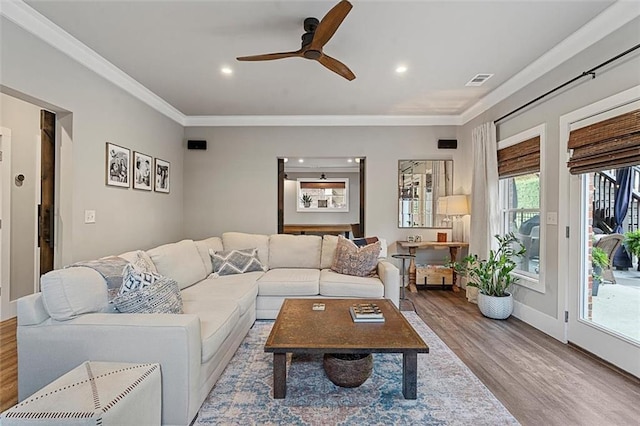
(85, 210), (96, 224)
(546, 212), (557, 225)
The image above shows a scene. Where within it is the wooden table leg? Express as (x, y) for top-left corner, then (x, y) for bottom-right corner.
(402, 351), (418, 399)
(273, 353), (286, 399)
(408, 247), (417, 292)
(449, 246), (460, 293)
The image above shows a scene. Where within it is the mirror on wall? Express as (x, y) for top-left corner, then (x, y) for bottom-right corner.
(398, 160), (453, 228)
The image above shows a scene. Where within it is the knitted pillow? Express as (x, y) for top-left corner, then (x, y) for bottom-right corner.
(331, 235), (381, 277)
(112, 276), (183, 314)
(209, 248), (266, 277)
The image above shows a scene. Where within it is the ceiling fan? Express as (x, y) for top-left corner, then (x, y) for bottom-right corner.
(236, 0), (355, 81)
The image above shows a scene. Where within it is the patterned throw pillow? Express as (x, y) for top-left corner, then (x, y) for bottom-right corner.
(209, 248), (266, 277)
(133, 250), (156, 273)
(112, 276), (183, 314)
(119, 263), (161, 295)
(331, 235), (381, 277)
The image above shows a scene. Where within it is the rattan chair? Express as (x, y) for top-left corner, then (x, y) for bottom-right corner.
(594, 233), (624, 284)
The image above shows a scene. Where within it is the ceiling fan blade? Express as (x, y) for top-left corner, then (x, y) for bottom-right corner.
(309, 0), (352, 51)
(317, 54), (356, 81)
(236, 50), (303, 61)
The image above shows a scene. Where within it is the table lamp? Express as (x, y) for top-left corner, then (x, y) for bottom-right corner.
(446, 195), (469, 242)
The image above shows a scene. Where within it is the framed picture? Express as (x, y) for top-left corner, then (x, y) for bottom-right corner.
(154, 158), (170, 193)
(105, 142), (130, 188)
(133, 151), (153, 191)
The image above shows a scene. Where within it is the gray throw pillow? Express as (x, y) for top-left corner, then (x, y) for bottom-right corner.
(209, 248), (266, 276)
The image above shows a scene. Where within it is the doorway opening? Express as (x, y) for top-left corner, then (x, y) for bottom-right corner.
(277, 157), (365, 237)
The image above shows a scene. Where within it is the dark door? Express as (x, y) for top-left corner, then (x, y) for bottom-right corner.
(39, 110), (55, 276)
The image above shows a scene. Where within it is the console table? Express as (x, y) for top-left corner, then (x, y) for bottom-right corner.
(283, 224), (352, 237)
(396, 241), (469, 292)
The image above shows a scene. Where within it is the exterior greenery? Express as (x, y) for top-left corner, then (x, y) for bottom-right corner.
(623, 229), (640, 258)
(591, 246), (609, 282)
(452, 233), (526, 297)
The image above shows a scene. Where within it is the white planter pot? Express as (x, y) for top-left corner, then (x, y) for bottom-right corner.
(477, 292), (513, 320)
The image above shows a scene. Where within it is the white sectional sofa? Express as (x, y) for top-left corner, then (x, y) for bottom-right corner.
(16, 232), (399, 426)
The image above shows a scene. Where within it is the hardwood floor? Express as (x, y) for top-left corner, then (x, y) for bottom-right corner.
(0, 317), (17, 412)
(404, 290), (640, 426)
(1, 294), (637, 423)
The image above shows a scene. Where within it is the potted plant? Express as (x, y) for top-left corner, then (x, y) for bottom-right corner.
(452, 233), (525, 319)
(301, 194), (312, 208)
(591, 245), (609, 297)
(624, 229), (640, 270)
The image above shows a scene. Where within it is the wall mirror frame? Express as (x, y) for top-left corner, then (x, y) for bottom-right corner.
(398, 160), (453, 228)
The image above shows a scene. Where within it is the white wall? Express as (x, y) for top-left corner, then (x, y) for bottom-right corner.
(458, 17), (640, 319)
(183, 125), (465, 257)
(0, 94), (39, 300)
(1, 18), (185, 264)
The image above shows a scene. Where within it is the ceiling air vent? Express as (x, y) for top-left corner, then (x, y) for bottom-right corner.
(465, 73), (494, 87)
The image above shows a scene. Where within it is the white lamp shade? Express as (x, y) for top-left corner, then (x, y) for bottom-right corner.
(437, 197), (448, 214)
(446, 195), (469, 216)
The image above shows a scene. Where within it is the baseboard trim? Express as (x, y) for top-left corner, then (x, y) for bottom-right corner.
(513, 300), (565, 342)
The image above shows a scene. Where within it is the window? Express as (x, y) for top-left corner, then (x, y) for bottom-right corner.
(497, 125), (545, 292)
(500, 173), (540, 277)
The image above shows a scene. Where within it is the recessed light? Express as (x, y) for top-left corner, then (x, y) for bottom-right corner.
(221, 67), (233, 75)
(395, 65), (407, 74)
(347, 158), (353, 163)
(298, 158), (304, 163)
(355, 158), (361, 163)
(283, 158), (289, 163)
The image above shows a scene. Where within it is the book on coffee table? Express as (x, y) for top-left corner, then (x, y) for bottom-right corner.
(350, 303), (385, 323)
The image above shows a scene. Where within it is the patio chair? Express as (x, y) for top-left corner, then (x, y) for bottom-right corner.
(594, 233), (624, 284)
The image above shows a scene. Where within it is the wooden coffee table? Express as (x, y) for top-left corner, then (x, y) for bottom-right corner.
(264, 298), (429, 399)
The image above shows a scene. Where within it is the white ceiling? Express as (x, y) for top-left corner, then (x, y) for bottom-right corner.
(10, 1), (630, 124)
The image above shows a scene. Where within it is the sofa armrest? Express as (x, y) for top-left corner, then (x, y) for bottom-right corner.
(18, 313), (201, 426)
(377, 260), (399, 308)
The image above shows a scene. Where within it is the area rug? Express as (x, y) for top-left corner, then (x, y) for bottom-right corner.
(195, 312), (519, 425)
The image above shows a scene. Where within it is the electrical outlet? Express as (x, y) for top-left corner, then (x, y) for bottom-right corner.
(84, 210), (96, 224)
(546, 212), (557, 225)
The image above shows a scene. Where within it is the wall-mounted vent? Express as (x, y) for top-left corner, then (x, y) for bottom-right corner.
(465, 73), (494, 87)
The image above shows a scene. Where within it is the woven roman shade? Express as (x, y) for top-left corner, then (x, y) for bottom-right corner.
(497, 136), (540, 178)
(567, 109), (640, 175)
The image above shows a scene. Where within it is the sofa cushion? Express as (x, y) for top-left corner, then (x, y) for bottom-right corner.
(182, 298), (240, 363)
(147, 240), (208, 290)
(222, 232), (270, 269)
(112, 276), (183, 314)
(194, 237), (224, 274)
(268, 234), (322, 269)
(331, 236), (381, 277)
(40, 267), (112, 321)
(210, 248), (266, 276)
(319, 269), (384, 298)
(320, 235), (339, 269)
(257, 269), (320, 296)
(181, 272), (261, 317)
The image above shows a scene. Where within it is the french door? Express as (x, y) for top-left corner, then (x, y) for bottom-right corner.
(563, 88), (640, 378)
(567, 173), (640, 377)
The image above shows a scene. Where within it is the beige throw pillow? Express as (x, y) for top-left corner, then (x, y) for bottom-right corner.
(331, 235), (381, 277)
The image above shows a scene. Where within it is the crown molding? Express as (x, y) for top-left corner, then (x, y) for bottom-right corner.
(183, 114), (461, 127)
(4, 0), (635, 129)
(0, 0), (186, 125)
(460, 1), (640, 125)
